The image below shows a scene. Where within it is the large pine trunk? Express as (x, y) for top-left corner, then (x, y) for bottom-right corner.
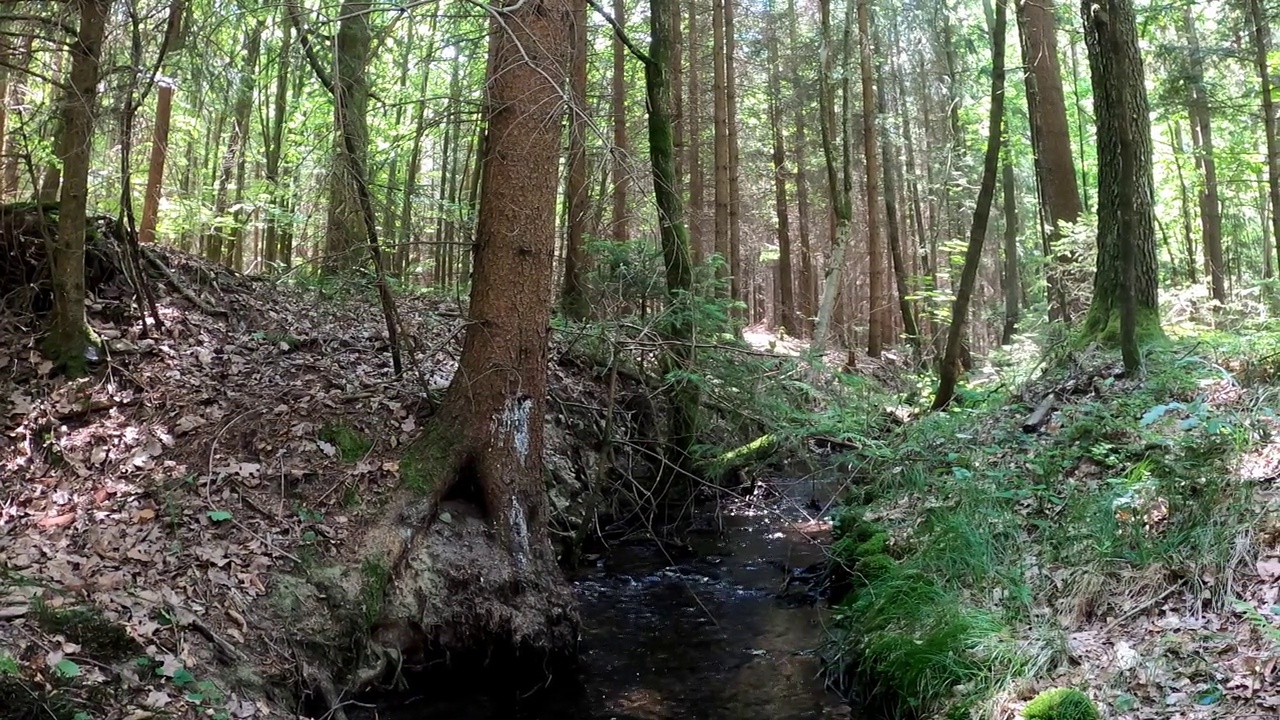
(323, 0), (372, 275)
(351, 0), (578, 675)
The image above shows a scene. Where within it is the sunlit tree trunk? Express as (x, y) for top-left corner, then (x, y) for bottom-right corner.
(687, 0), (705, 263)
(1182, 6), (1226, 306)
(933, 0), (1005, 410)
(812, 0), (854, 357)
(46, 0), (111, 376)
(877, 52), (919, 352)
(767, 7), (796, 335)
(725, 0), (743, 305)
(139, 82), (174, 245)
(1015, 0), (1083, 321)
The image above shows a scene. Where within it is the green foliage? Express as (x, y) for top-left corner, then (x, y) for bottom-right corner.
(0, 654), (17, 676)
(1023, 688), (1100, 720)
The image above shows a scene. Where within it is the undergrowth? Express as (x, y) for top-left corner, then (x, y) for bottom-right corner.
(812, 327), (1272, 718)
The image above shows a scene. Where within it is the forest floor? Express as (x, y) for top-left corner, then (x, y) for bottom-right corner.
(819, 329), (1280, 720)
(0, 253), (635, 720)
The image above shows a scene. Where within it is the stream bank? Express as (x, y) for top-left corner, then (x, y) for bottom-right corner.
(355, 474), (854, 720)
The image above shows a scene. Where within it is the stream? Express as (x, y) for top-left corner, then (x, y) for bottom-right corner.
(364, 475), (853, 719)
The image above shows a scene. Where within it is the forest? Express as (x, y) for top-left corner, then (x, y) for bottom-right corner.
(1, 0), (1280, 718)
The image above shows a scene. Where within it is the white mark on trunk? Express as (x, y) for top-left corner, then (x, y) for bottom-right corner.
(494, 394), (533, 465)
(510, 494), (530, 570)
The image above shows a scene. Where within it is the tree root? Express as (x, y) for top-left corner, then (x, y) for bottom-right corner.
(141, 245), (226, 316)
(301, 661), (350, 720)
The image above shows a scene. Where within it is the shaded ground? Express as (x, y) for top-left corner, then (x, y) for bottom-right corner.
(0, 254), (643, 719)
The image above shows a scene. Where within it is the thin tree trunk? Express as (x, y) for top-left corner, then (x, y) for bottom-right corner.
(46, 0), (111, 375)
(859, 0), (885, 357)
(1170, 119), (1198, 283)
(139, 82), (174, 245)
(687, 0), (704, 263)
(1248, 0), (1280, 277)
(725, 0), (743, 305)
(933, 0), (1006, 410)
(767, 7), (796, 335)
(877, 54), (919, 351)
(712, 0), (730, 292)
(562, 0), (590, 319)
(611, 0), (629, 247)
(812, 0), (853, 357)
(1001, 151), (1019, 344)
(204, 23), (262, 265)
(1183, 6), (1226, 305)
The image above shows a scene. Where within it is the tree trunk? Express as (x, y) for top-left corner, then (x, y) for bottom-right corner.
(45, 0), (110, 376)
(767, 9), (796, 336)
(1001, 151), (1019, 344)
(1170, 119), (1198, 283)
(264, 16), (291, 267)
(813, 0), (854, 357)
(397, 0), (577, 644)
(205, 23), (262, 265)
(1182, 6), (1226, 306)
(1, 33), (30, 198)
(1015, 0), (1083, 322)
(323, 0), (372, 274)
(139, 82), (174, 245)
(933, 0), (1005, 410)
(1080, 0), (1160, 340)
(859, 0), (885, 356)
(561, 0), (590, 319)
(687, 0), (704, 263)
(611, 0), (629, 247)
(712, 0), (730, 292)
(1247, 0), (1280, 278)
(725, 0), (743, 305)
(877, 54), (919, 352)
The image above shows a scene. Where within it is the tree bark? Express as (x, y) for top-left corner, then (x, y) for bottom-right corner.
(1182, 6), (1226, 306)
(401, 0), (577, 629)
(687, 0), (704, 262)
(767, 8), (796, 336)
(1080, 0), (1160, 340)
(933, 0), (1005, 410)
(1001, 151), (1020, 344)
(323, 0), (372, 274)
(204, 22), (261, 265)
(859, 0), (885, 357)
(1015, 0), (1083, 322)
(611, 0), (629, 247)
(812, 0), (854, 357)
(139, 82), (174, 245)
(712, 0), (730, 292)
(562, 0), (590, 319)
(725, 0), (743, 305)
(877, 53), (919, 352)
(1247, 0), (1280, 278)
(45, 0), (111, 376)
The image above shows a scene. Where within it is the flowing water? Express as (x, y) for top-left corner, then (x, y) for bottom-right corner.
(366, 475), (853, 720)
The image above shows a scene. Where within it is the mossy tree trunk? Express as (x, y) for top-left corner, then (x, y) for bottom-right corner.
(1080, 0), (1161, 344)
(46, 0), (110, 377)
(644, 0), (700, 496)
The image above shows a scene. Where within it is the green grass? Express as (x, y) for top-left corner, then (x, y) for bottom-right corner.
(820, 330), (1270, 716)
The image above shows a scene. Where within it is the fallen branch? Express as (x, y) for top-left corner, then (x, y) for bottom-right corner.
(141, 246), (225, 316)
(1022, 392), (1057, 433)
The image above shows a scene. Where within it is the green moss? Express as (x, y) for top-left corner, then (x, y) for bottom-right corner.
(855, 532), (889, 558)
(832, 507), (877, 542)
(400, 423), (458, 494)
(1078, 306), (1165, 349)
(360, 558), (392, 629)
(854, 553), (897, 582)
(32, 599), (138, 662)
(319, 423), (373, 462)
(1023, 688), (1099, 720)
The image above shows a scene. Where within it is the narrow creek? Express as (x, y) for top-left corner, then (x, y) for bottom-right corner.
(364, 475), (853, 719)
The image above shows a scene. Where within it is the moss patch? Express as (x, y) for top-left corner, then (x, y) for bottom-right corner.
(32, 599), (139, 661)
(400, 422), (459, 495)
(360, 558), (392, 630)
(319, 422), (373, 462)
(1078, 305), (1166, 349)
(1023, 688), (1100, 720)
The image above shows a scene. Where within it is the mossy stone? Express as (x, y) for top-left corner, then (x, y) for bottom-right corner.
(1023, 688), (1099, 720)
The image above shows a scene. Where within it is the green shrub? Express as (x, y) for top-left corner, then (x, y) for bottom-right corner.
(854, 553), (896, 582)
(1023, 688), (1099, 720)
